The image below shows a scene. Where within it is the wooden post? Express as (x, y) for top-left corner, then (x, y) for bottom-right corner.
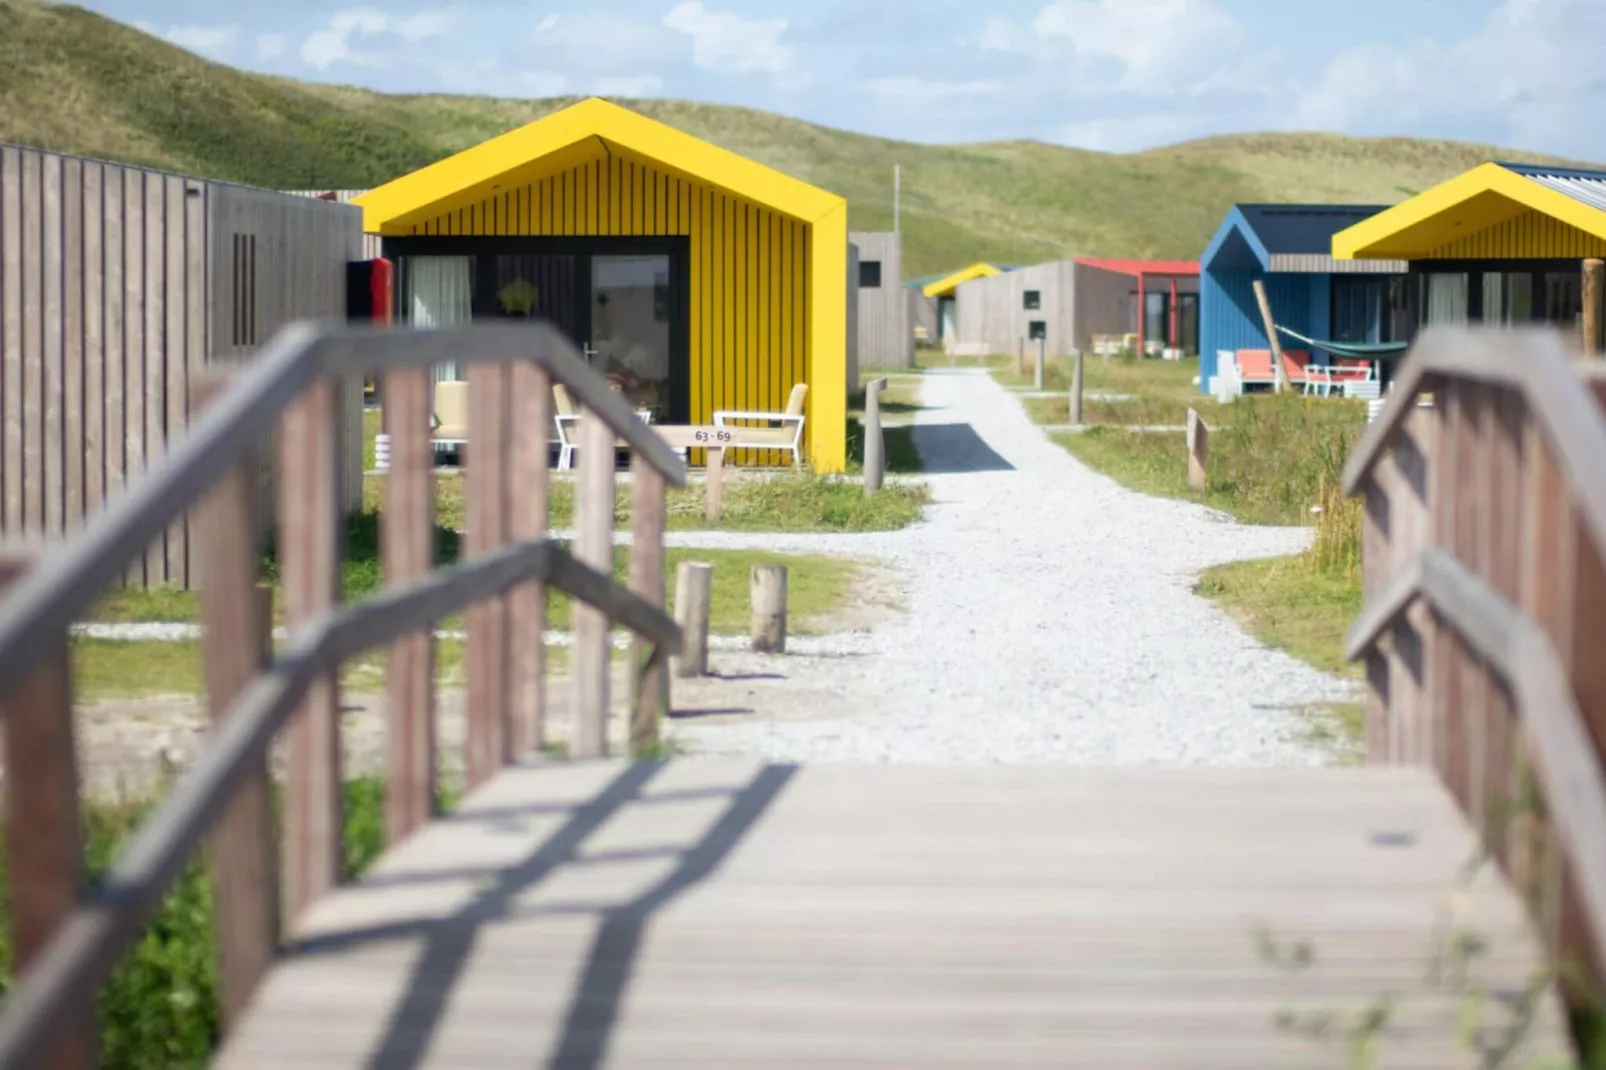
(572, 407), (615, 759)
(465, 363), (512, 787)
(508, 363), (551, 756)
(1186, 407), (1209, 493)
(673, 561), (713, 678)
(705, 446), (725, 522)
(380, 365), (436, 844)
(1069, 351), (1085, 425)
(1034, 336), (1045, 391)
(0, 553), (93, 1070)
(1583, 258), (1604, 355)
(864, 377), (887, 495)
(192, 376), (279, 1032)
(750, 564), (788, 654)
(1015, 336), (1024, 378)
(1251, 278), (1289, 394)
(278, 376), (344, 927)
(628, 455), (669, 757)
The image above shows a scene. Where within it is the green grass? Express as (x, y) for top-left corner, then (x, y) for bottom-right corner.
(4, 0), (1601, 275)
(0, 777), (419, 1069)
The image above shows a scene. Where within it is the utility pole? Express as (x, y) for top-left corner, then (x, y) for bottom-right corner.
(893, 165), (900, 234)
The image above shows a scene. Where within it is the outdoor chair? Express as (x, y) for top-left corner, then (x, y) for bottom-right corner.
(714, 382), (809, 468)
(431, 381), (470, 453)
(552, 383), (654, 470)
(1304, 359), (1377, 398)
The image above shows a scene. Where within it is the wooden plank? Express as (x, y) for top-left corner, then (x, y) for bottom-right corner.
(507, 362), (551, 756)
(143, 171), (166, 584)
(81, 161), (104, 523)
(628, 457), (668, 756)
(193, 376), (279, 1031)
(183, 178), (206, 585)
(464, 362), (511, 789)
(381, 366), (436, 845)
(21, 149), (44, 536)
(0, 558), (93, 1069)
(122, 168), (145, 586)
(102, 166), (126, 531)
(62, 155), (84, 533)
(0, 146), (22, 534)
(165, 176), (188, 585)
(41, 150), (63, 539)
(572, 408), (615, 759)
(278, 377), (345, 927)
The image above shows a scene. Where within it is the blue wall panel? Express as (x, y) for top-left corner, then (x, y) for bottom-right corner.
(1199, 270), (1325, 392)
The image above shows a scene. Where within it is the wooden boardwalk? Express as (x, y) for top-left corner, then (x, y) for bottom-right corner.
(213, 760), (1573, 1069)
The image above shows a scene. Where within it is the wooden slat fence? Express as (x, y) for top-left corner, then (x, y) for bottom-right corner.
(0, 319), (684, 1068)
(0, 145), (365, 587)
(1345, 326), (1606, 1007)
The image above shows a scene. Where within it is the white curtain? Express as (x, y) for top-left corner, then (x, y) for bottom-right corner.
(405, 256), (473, 384)
(1424, 273), (1469, 328)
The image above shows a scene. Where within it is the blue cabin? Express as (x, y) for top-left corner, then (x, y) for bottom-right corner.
(1198, 205), (1409, 393)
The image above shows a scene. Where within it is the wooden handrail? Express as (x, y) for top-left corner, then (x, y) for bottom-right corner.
(1341, 326), (1606, 558)
(1344, 547), (1606, 975)
(0, 321), (687, 707)
(0, 537), (678, 1068)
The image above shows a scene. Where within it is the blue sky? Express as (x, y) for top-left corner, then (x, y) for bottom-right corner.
(84, 0), (1606, 159)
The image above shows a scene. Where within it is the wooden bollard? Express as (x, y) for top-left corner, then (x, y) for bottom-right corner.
(1034, 336), (1045, 391)
(750, 564), (788, 654)
(863, 377), (887, 496)
(1186, 407), (1208, 492)
(1584, 257), (1604, 355)
(1069, 351), (1085, 425)
(674, 561), (714, 678)
(705, 446), (725, 521)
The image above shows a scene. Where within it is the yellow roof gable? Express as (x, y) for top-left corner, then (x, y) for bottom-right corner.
(921, 262), (1001, 298)
(353, 97), (844, 234)
(1332, 161), (1606, 260)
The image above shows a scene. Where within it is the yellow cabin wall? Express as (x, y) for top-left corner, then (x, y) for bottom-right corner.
(1414, 207), (1606, 259)
(403, 152), (846, 470)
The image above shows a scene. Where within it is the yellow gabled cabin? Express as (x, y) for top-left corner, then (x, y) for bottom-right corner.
(353, 98), (849, 471)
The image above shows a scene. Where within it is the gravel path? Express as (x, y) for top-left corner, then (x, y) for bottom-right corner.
(662, 369), (1355, 766)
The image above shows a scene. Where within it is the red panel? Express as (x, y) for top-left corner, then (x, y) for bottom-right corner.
(370, 258), (394, 325)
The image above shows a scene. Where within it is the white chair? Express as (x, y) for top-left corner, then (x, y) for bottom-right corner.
(713, 382), (809, 468)
(552, 384), (653, 470)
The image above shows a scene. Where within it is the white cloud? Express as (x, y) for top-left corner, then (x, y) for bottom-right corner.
(299, 7), (456, 70)
(662, 2), (794, 78)
(531, 12), (674, 68)
(981, 0), (1247, 95)
(137, 22), (241, 59)
(1291, 0), (1606, 159)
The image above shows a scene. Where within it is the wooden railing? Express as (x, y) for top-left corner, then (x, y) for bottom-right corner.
(1343, 326), (1606, 1003)
(0, 320), (686, 1069)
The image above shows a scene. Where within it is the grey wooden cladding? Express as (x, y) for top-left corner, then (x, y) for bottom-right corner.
(848, 231), (913, 368)
(0, 143), (365, 587)
(1344, 325), (1606, 1008)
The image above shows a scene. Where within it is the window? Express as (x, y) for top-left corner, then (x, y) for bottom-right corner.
(858, 260), (883, 288)
(1027, 320), (1047, 341)
(231, 233), (257, 347)
(1023, 289), (1041, 310)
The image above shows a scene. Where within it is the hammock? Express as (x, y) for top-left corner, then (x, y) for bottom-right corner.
(1275, 325), (1410, 359)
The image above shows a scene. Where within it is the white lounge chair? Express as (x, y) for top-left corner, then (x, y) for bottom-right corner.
(552, 384), (653, 470)
(713, 382), (808, 468)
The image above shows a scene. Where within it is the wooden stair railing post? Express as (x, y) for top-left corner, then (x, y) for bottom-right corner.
(192, 377), (279, 1032)
(628, 452), (669, 757)
(0, 552), (93, 1070)
(1483, 388), (1526, 870)
(381, 366), (437, 842)
(508, 363), (552, 756)
(573, 406), (616, 758)
(465, 363), (513, 788)
(278, 375), (345, 924)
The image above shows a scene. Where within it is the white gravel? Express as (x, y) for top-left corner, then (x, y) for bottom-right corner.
(660, 368), (1356, 766)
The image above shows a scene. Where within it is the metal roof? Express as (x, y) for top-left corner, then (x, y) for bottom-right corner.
(1498, 162), (1606, 214)
(1075, 257), (1198, 277)
(1233, 204), (1392, 255)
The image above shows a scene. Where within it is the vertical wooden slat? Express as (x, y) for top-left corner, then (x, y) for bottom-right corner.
(103, 167), (126, 533)
(1484, 390), (1525, 863)
(278, 377), (344, 924)
(119, 170), (144, 585)
(142, 173), (166, 584)
(572, 408), (615, 759)
(508, 362), (552, 756)
(192, 377), (278, 1030)
(464, 363), (511, 787)
(21, 150), (44, 536)
(382, 366), (436, 843)
(183, 180), (207, 584)
(42, 150), (63, 539)
(0, 146), (23, 534)
(0, 556), (94, 1069)
(81, 162), (104, 522)
(62, 157), (83, 533)
(164, 177), (188, 585)
(628, 458), (668, 757)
